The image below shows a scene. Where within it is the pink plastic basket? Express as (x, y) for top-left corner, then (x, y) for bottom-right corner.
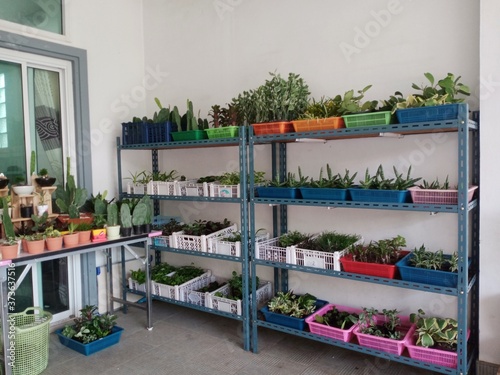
(354, 316), (414, 355)
(406, 327), (469, 368)
(305, 304), (362, 342)
(408, 186), (477, 205)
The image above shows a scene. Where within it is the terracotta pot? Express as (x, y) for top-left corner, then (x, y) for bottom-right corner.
(26, 239), (45, 254)
(1, 244), (18, 260)
(46, 236), (63, 251)
(78, 230), (92, 244)
(63, 233), (79, 248)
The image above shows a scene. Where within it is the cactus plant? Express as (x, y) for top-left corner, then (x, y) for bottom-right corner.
(107, 202), (119, 227)
(138, 195), (152, 224)
(132, 202), (147, 226)
(2, 197), (16, 243)
(55, 157), (88, 219)
(120, 203), (132, 228)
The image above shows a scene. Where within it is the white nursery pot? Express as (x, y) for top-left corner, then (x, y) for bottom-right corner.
(37, 204), (49, 215)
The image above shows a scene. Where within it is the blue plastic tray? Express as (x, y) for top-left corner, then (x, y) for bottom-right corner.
(299, 187), (348, 201)
(56, 326), (124, 356)
(260, 299), (328, 330)
(396, 252), (470, 287)
(396, 104), (460, 124)
(256, 187), (302, 199)
(348, 188), (410, 203)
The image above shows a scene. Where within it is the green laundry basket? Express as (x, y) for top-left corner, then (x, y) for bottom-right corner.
(7, 307), (52, 375)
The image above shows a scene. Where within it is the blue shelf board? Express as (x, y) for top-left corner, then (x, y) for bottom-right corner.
(122, 193), (243, 204)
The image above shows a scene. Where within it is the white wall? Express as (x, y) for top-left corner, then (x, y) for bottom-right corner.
(479, 0), (500, 364)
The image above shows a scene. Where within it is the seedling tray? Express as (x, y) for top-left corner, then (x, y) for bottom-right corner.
(256, 187), (301, 199)
(299, 187), (349, 201)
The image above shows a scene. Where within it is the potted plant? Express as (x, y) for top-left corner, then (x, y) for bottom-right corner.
(138, 194), (152, 233)
(1, 197), (19, 259)
(291, 231), (362, 271)
(44, 226), (62, 251)
(56, 305), (123, 356)
(306, 304), (362, 342)
(396, 245), (466, 287)
(129, 268), (147, 292)
(171, 99), (208, 141)
(393, 72), (470, 124)
(0, 194), (12, 221)
(36, 189), (49, 215)
(233, 72), (310, 135)
(12, 175), (34, 195)
(91, 192), (108, 242)
(63, 222), (80, 247)
(55, 157), (90, 224)
(353, 307), (414, 355)
(35, 168), (56, 187)
(406, 309), (463, 368)
(119, 203), (133, 237)
(0, 172), (10, 189)
(24, 232), (46, 254)
(340, 235), (408, 279)
(336, 86), (389, 128)
(299, 164), (357, 201)
(131, 201), (147, 235)
(106, 202), (120, 240)
(205, 103), (241, 139)
(75, 222), (93, 244)
(348, 165), (421, 203)
(30, 211), (50, 233)
(260, 291), (327, 330)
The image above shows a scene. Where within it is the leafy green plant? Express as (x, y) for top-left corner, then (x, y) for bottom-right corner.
(299, 231), (361, 253)
(347, 235), (406, 265)
(410, 309), (459, 351)
(314, 306), (358, 330)
(130, 268), (146, 284)
(213, 271), (259, 301)
(159, 218), (184, 236)
(154, 265), (204, 286)
(232, 72), (310, 124)
(356, 307), (403, 340)
(182, 218), (231, 236)
(30, 211), (49, 233)
(394, 72), (470, 112)
(61, 305), (117, 344)
(418, 176), (452, 190)
(358, 165), (420, 190)
(410, 245), (459, 272)
(337, 86), (378, 115)
(44, 226), (61, 238)
(278, 230), (311, 247)
(75, 222), (93, 232)
(267, 291), (318, 318)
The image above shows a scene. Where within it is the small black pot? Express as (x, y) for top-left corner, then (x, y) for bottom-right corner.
(35, 177), (56, 187)
(121, 227), (132, 237)
(132, 225), (143, 235)
(142, 223), (151, 234)
(20, 205), (34, 218)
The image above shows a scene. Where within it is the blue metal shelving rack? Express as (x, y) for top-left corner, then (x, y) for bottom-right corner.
(248, 103), (479, 375)
(116, 127), (253, 351)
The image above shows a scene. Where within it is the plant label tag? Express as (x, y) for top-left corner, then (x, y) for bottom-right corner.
(303, 255), (325, 269)
(217, 301), (233, 313)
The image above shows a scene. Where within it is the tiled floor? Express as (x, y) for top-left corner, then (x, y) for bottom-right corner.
(42, 301), (434, 375)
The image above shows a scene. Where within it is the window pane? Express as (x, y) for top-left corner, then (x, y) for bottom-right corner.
(0, 0), (63, 34)
(0, 118), (6, 133)
(0, 60), (26, 178)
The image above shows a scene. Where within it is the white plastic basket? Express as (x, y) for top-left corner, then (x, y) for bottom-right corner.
(207, 281), (273, 316)
(126, 182), (147, 195)
(209, 183), (240, 198)
(186, 275), (222, 307)
(152, 270), (212, 301)
(128, 278), (146, 293)
(147, 181), (177, 196)
(290, 237), (364, 271)
(172, 224), (237, 252)
(209, 233), (270, 257)
(176, 180), (209, 197)
(255, 237), (291, 263)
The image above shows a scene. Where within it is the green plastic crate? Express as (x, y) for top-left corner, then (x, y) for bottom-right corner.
(342, 111), (391, 128)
